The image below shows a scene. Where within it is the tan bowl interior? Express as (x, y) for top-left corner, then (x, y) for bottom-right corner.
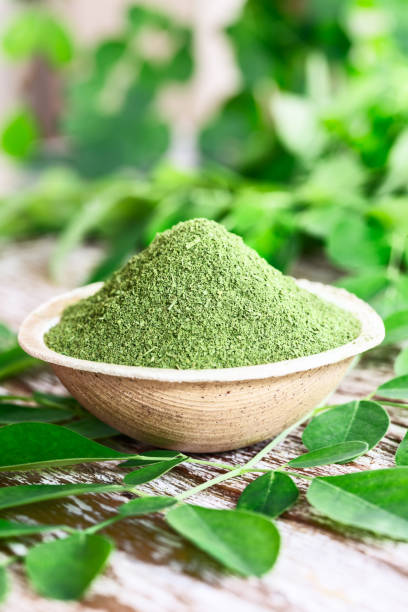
(18, 280), (385, 452)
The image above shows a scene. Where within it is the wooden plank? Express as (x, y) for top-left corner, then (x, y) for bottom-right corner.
(0, 239), (407, 612)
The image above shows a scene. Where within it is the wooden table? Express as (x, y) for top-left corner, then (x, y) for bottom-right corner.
(0, 239), (407, 612)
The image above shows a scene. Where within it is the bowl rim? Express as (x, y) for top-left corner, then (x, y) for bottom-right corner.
(18, 279), (385, 383)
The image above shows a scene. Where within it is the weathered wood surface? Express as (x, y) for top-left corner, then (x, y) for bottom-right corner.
(0, 239), (407, 612)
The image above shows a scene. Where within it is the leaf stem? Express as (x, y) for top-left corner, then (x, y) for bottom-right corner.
(375, 399), (408, 408)
(186, 458), (235, 471)
(176, 467), (243, 502)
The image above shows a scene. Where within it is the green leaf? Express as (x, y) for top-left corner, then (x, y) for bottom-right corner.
(32, 392), (78, 410)
(0, 565), (9, 604)
(288, 441), (368, 468)
(118, 496), (176, 517)
(0, 483), (124, 511)
(65, 417), (119, 439)
(307, 467), (408, 540)
(383, 310), (408, 345)
(121, 450), (186, 467)
(395, 348), (408, 376)
(335, 272), (389, 302)
(237, 472), (298, 518)
(302, 400), (389, 460)
(396, 432), (408, 466)
(1, 109), (38, 159)
(0, 345), (39, 381)
(166, 505), (280, 577)
(0, 423), (134, 471)
(0, 403), (73, 424)
(0, 519), (61, 539)
(377, 375), (408, 400)
(26, 533), (113, 601)
(123, 457), (185, 485)
(0, 323), (17, 352)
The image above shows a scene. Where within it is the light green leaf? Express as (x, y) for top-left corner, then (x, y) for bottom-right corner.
(0, 483), (124, 511)
(377, 375), (408, 400)
(395, 348), (408, 376)
(0, 323), (17, 352)
(123, 457), (185, 485)
(396, 432), (408, 466)
(0, 403), (73, 424)
(118, 496), (176, 517)
(302, 400), (389, 460)
(335, 272), (389, 302)
(26, 533), (113, 600)
(0, 519), (62, 539)
(1, 109), (38, 159)
(383, 310), (408, 345)
(0, 423), (134, 471)
(237, 471), (298, 518)
(288, 441), (368, 468)
(0, 565), (9, 604)
(307, 467), (408, 540)
(121, 449), (186, 468)
(166, 505), (280, 577)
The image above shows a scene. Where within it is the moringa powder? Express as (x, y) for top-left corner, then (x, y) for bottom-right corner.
(45, 218), (360, 369)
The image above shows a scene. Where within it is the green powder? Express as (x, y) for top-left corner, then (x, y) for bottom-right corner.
(45, 218), (360, 369)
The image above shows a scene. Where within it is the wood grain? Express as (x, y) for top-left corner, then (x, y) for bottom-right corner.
(0, 239), (407, 612)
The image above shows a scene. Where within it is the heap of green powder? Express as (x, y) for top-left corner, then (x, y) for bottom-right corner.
(45, 219), (360, 369)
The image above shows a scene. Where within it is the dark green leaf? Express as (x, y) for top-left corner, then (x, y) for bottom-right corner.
(32, 392), (78, 410)
(121, 449), (186, 467)
(288, 441), (368, 468)
(302, 400), (389, 460)
(395, 348), (408, 376)
(307, 467), (408, 540)
(237, 471), (298, 518)
(377, 375), (408, 400)
(0, 346), (39, 381)
(0, 423), (133, 471)
(65, 417), (119, 439)
(123, 457), (185, 485)
(26, 533), (113, 600)
(396, 432), (408, 466)
(166, 505), (280, 577)
(0, 483), (124, 511)
(0, 519), (61, 539)
(0, 404), (73, 424)
(383, 310), (408, 345)
(118, 496), (176, 517)
(0, 565), (8, 604)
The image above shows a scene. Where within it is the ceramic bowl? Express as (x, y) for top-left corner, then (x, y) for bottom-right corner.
(18, 280), (384, 453)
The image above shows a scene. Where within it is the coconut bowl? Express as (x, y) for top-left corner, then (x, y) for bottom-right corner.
(18, 280), (384, 453)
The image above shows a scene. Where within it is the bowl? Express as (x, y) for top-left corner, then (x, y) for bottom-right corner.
(18, 280), (384, 453)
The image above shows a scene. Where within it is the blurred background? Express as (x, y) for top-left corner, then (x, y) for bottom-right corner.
(1, 0), (408, 336)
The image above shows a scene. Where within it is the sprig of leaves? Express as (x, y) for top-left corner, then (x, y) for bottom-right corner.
(0, 370), (407, 603)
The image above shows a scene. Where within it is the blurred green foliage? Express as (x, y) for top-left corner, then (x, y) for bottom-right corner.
(1, 0), (408, 349)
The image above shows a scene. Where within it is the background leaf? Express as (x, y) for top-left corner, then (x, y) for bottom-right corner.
(26, 533), (113, 600)
(65, 417), (119, 439)
(118, 496), (176, 517)
(302, 400), (389, 460)
(395, 348), (408, 376)
(167, 505), (280, 577)
(377, 375), (408, 400)
(0, 519), (61, 539)
(121, 449), (185, 468)
(237, 471), (298, 518)
(0, 404), (73, 424)
(0, 423), (133, 471)
(307, 468), (408, 540)
(383, 310), (408, 345)
(0, 565), (8, 604)
(396, 432), (408, 466)
(123, 457), (185, 485)
(288, 441), (368, 468)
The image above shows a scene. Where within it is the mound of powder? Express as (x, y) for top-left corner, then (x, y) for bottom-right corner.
(45, 218), (360, 369)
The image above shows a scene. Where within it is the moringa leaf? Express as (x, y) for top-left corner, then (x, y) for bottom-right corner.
(237, 471), (298, 518)
(0, 519), (62, 539)
(123, 457), (185, 485)
(166, 505), (280, 577)
(0, 565), (8, 604)
(0, 345), (39, 381)
(0, 403), (73, 424)
(118, 496), (176, 517)
(302, 400), (389, 460)
(288, 441), (368, 468)
(25, 533), (113, 601)
(65, 417), (119, 439)
(0, 422), (134, 471)
(307, 467), (408, 540)
(0, 322), (17, 351)
(32, 391), (79, 410)
(396, 432), (408, 466)
(383, 310), (408, 345)
(377, 375), (408, 400)
(0, 483), (125, 511)
(121, 449), (186, 467)
(395, 348), (408, 376)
